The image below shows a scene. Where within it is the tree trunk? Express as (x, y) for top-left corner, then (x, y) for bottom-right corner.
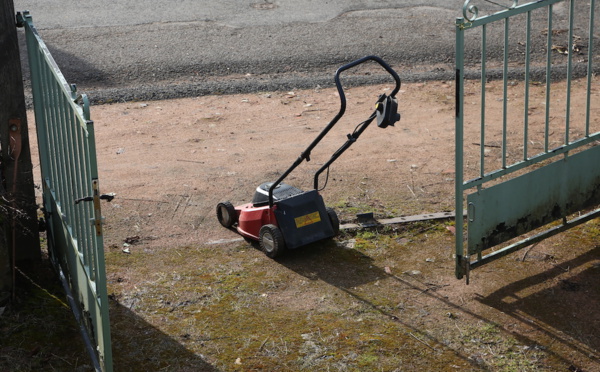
(0, 0), (41, 294)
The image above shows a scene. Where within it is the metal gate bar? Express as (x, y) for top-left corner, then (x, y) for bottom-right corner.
(455, 0), (599, 281)
(17, 11), (113, 371)
(587, 0), (596, 137)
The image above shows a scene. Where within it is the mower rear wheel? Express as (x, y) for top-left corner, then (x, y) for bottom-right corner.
(326, 207), (340, 237)
(216, 201), (237, 228)
(259, 224), (286, 258)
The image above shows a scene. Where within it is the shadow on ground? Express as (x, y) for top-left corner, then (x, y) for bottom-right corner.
(480, 246), (600, 364)
(276, 240), (385, 289)
(109, 299), (219, 371)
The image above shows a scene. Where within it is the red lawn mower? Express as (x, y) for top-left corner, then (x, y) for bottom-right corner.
(216, 55), (401, 258)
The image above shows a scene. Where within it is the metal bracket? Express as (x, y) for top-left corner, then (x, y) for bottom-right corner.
(8, 118), (22, 161)
(15, 12), (26, 28)
(463, 256), (471, 285)
(74, 180), (113, 236)
(92, 179), (104, 236)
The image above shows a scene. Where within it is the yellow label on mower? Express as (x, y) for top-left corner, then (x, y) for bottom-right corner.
(294, 211), (321, 228)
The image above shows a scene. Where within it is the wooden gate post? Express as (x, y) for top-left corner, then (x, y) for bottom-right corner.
(0, 0), (41, 294)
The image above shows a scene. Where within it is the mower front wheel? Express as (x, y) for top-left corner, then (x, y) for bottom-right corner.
(259, 224), (286, 258)
(216, 201), (237, 228)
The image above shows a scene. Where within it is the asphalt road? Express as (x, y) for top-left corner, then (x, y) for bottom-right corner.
(13, 0), (588, 103)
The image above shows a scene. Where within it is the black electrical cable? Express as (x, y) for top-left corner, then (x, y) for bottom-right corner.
(317, 112), (377, 192)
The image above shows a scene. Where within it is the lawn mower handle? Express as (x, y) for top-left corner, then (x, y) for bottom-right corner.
(268, 55), (401, 207)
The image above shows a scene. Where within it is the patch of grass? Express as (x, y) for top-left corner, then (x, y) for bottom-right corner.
(454, 322), (544, 371)
(6, 217), (600, 371)
(0, 260), (93, 371)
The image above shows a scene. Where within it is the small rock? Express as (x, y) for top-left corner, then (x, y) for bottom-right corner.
(338, 239), (356, 249)
(396, 237), (409, 245)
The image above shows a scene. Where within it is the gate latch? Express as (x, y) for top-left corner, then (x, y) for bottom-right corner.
(75, 193), (116, 205)
(75, 180), (114, 236)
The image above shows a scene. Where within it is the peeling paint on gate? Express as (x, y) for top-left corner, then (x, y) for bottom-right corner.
(467, 145), (600, 255)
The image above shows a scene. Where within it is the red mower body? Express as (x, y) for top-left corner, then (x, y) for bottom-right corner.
(234, 203), (278, 241)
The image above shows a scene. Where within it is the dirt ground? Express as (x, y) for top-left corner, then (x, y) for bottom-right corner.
(22, 76), (600, 370)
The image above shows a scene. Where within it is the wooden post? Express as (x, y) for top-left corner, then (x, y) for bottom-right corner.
(0, 0), (41, 294)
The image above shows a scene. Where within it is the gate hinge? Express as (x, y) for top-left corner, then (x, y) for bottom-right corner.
(15, 11), (31, 28)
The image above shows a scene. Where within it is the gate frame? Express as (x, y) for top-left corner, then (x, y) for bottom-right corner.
(455, 0), (600, 282)
(17, 11), (113, 371)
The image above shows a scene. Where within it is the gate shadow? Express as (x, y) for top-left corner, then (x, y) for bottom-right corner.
(109, 298), (220, 371)
(18, 31), (109, 92)
(272, 238), (600, 369)
(478, 246), (600, 359)
(272, 240), (485, 368)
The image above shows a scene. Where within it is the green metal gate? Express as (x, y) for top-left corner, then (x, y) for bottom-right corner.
(455, 0), (599, 282)
(17, 11), (113, 371)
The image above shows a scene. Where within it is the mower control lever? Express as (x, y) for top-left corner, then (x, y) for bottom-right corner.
(376, 94), (400, 128)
